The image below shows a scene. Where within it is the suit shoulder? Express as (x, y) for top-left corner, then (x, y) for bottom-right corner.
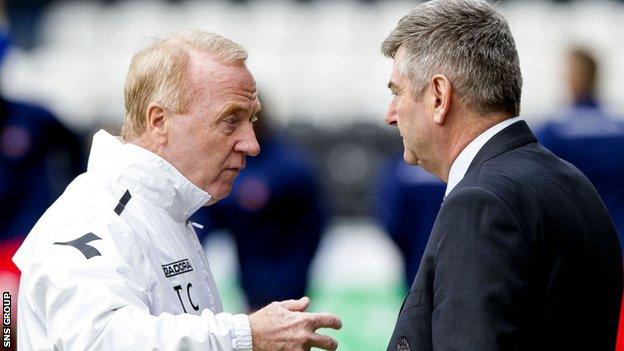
(455, 143), (604, 232)
(463, 143), (589, 198)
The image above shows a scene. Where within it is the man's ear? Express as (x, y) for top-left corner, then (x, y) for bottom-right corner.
(431, 74), (452, 125)
(145, 102), (168, 144)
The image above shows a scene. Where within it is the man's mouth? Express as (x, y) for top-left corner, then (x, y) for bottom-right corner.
(225, 165), (245, 172)
(225, 160), (246, 173)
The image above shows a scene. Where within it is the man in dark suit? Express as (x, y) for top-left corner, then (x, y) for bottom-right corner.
(381, 0), (623, 350)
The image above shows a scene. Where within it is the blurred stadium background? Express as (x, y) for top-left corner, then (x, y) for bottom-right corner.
(1, 0), (624, 350)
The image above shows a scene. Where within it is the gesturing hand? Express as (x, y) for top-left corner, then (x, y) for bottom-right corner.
(248, 296), (342, 351)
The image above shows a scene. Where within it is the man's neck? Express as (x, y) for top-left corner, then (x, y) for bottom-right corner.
(437, 112), (511, 182)
(129, 133), (164, 158)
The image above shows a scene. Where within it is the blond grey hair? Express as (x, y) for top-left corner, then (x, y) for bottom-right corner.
(382, 0), (522, 117)
(121, 29), (248, 140)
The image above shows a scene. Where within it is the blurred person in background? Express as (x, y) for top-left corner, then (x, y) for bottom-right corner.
(0, 21), (84, 351)
(0, 29), (84, 244)
(193, 105), (327, 312)
(375, 153), (445, 288)
(381, 1), (622, 350)
(13, 29), (341, 351)
(537, 47), (624, 246)
(2, 0), (53, 50)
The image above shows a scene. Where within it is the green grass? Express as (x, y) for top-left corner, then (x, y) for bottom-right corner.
(219, 279), (406, 351)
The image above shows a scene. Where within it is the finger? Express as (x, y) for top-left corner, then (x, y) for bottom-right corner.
(281, 296), (310, 312)
(307, 333), (338, 351)
(306, 312), (342, 330)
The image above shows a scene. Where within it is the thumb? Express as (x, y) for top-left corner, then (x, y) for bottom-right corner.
(282, 296), (310, 312)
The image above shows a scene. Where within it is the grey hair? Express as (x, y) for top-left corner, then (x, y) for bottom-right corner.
(121, 29), (248, 140)
(382, 0), (522, 117)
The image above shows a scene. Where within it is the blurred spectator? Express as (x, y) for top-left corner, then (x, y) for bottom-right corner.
(192, 108), (327, 311)
(537, 47), (624, 247)
(0, 99), (85, 239)
(0, 27), (84, 290)
(375, 154), (445, 287)
(3, 0), (52, 50)
(0, 42), (85, 241)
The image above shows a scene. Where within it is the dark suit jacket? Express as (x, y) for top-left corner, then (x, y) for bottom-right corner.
(387, 121), (623, 351)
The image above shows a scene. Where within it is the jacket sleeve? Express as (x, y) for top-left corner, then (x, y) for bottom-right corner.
(19, 221), (252, 351)
(431, 186), (529, 350)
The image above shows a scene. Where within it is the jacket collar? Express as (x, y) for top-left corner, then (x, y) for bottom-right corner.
(465, 120), (537, 175)
(87, 130), (211, 222)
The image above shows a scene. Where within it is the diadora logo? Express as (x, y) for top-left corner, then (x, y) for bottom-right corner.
(161, 259), (194, 278)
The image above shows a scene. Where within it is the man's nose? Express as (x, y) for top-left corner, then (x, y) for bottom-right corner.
(235, 125), (261, 156)
(384, 102), (397, 126)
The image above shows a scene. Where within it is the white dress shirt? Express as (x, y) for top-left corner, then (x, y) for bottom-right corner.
(445, 117), (523, 196)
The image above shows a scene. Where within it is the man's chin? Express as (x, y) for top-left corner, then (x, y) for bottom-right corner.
(403, 150), (419, 165)
(204, 186), (233, 206)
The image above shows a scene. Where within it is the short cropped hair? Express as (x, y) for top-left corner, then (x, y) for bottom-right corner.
(121, 29), (248, 140)
(382, 0), (522, 117)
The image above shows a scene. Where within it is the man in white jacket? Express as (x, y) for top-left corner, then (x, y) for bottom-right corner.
(13, 29), (341, 351)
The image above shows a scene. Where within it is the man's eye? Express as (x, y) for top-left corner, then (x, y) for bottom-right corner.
(220, 117), (239, 133)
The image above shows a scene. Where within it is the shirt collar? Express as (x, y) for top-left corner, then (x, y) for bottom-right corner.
(445, 116), (522, 196)
(87, 130), (212, 222)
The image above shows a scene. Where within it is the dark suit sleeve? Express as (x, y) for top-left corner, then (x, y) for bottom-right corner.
(431, 186), (529, 350)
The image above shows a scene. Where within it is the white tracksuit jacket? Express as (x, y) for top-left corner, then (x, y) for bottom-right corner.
(13, 130), (253, 350)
